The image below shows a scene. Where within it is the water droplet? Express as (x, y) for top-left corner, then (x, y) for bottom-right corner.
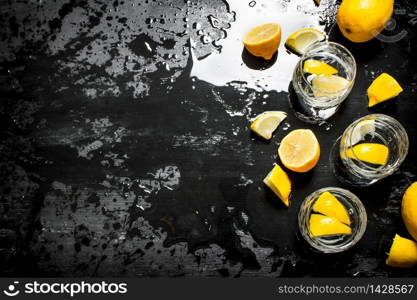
(144, 42), (153, 52)
(208, 15), (221, 29)
(282, 122), (291, 131)
(318, 121), (333, 131)
(211, 40), (222, 53)
(192, 22), (201, 30)
(249, 1), (256, 7)
(201, 35), (212, 44)
(325, 124), (333, 131)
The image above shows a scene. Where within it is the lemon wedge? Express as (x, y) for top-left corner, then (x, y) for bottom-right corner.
(309, 214), (352, 237)
(402, 182), (417, 241)
(263, 164), (291, 207)
(311, 75), (351, 98)
(346, 143), (389, 166)
(350, 118), (375, 145)
(243, 23), (282, 60)
(368, 73), (403, 107)
(250, 111), (287, 140)
(303, 59), (338, 75)
(386, 234), (417, 268)
(285, 28), (326, 55)
(313, 192), (351, 225)
(278, 129), (320, 173)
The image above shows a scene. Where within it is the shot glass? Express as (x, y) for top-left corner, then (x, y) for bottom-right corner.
(298, 187), (367, 254)
(291, 42), (356, 123)
(331, 114), (409, 186)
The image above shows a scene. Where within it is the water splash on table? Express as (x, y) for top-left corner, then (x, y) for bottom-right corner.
(191, 0), (332, 92)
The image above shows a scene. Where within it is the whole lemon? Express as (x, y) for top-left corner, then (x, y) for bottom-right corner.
(402, 182), (417, 241)
(337, 0), (394, 43)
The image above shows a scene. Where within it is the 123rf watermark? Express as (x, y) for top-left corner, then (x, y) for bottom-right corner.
(2, 281), (128, 297)
(373, 8), (417, 43)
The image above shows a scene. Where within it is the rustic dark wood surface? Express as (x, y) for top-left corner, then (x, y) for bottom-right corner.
(1, 0), (417, 277)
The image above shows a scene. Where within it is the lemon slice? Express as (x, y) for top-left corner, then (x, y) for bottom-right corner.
(250, 111), (287, 140)
(309, 214), (352, 237)
(313, 191), (351, 225)
(303, 59), (338, 75)
(243, 23), (282, 60)
(311, 74), (351, 98)
(278, 129), (320, 173)
(386, 234), (417, 268)
(285, 28), (326, 55)
(368, 73), (403, 107)
(346, 143), (389, 165)
(402, 182), (417, 241)
(263, 164), (291, 207)
(350, 118), (376, 145)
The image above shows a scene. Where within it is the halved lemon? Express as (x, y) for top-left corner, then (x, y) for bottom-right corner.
(243, 23), (282, 60)
(303, 59), (338, 75)
(311, 75), (351, 98)
(285, 28), (326, 55)
(309, 214), (352, 237)
(278, 129), (320, 173)
(263, 164), (291, 207)
(368, 73), (403, 108)
(250, 111), (287, 140)
(313, 191), (351, 225)
(346, 143), (389, 166)
(386, 234), (417, 268)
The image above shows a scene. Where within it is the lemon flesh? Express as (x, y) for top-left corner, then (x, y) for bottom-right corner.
(346, 143), (389, 166)
(243, 23), (282, 60)
(285, 28), (325, 55)
(309, 214), (352, 237)
(402, 182), (417, 241)
(386, 234), (417, 268)
(368, 73), (403, 107)
(250, 111), (287, 140)
(311, 75), (351, 99)
(303, 59), (338, 75)
(350, 118), (375, 145)
(278, 129), (320, 173)
(313, 191), (351, 225)
(263, 164), (291, 207)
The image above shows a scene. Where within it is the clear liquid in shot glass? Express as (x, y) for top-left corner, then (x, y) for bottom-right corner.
(298, 187), (367, 254)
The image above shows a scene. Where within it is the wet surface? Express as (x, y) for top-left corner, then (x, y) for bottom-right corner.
(1, 0), (417, 277)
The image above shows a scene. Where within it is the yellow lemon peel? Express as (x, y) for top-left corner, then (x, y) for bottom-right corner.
(263, 164), (291, 207)
(313, 191), (351, 225)
(309, 214), (352, 237)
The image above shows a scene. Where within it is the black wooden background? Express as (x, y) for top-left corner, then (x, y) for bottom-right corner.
(1, 0), (417, 277)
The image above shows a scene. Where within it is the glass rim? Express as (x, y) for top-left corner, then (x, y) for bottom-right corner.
(298, 187), (367, 254)
(299, 41), (357, 95)
(341, 114), (409, 177)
